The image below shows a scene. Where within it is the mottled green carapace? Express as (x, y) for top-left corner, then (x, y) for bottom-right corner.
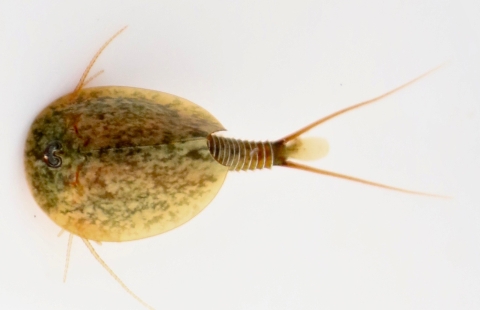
(24, 86), (229, 242)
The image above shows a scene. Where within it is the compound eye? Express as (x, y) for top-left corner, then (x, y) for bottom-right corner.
(43, 141), (63, 168)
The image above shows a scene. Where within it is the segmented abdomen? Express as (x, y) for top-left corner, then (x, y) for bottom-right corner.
(207, 134), (275, 171)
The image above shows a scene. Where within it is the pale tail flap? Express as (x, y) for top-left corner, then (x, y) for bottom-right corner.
(284, 137), (329, 161)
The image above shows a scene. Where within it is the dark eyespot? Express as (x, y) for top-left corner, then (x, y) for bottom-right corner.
(43, 141), (63, 168)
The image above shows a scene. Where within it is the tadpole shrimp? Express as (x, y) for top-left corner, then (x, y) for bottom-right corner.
(24, 27), (445, 309)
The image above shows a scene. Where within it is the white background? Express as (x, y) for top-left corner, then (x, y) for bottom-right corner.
(1, 1), (479, 309)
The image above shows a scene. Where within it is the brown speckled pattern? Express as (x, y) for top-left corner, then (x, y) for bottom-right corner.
(25, 86), (229, 242)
